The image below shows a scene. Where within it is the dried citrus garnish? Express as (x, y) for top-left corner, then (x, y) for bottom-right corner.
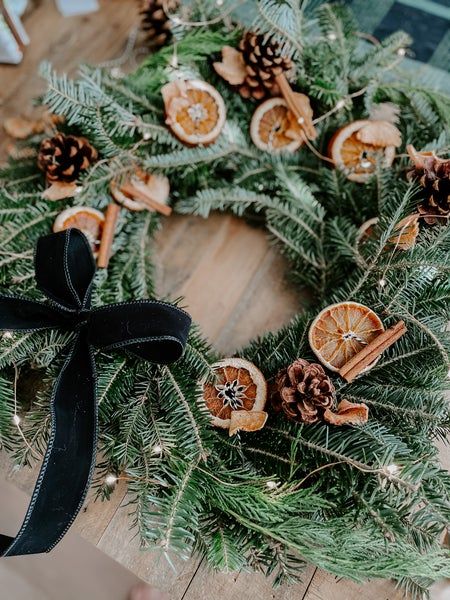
(203, 357), (267, 431)
(358, 215), (419, 251)
(53, 206), (105, 255)
(162, 79), (226, 146)
(328, 120), (400, 183)
(308, 301), (385, 372)
(250, 97), (304, 153)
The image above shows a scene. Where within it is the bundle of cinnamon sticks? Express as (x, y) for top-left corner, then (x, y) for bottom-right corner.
(97, 170), (172, 269)
(339, 320), (407, 382)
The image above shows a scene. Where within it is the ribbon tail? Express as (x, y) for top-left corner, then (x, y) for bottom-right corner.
(0, 331), (97, 556)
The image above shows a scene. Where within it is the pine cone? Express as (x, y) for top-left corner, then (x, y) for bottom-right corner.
(38, 133), (98, 184)
(410, 155), (450, 225)
(140, 0), (179, 49)
(238, 32), (293, 100)
(273, 359), (335, 424)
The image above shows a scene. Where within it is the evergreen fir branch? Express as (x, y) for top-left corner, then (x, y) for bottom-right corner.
(0, 375), (18, 452)
(144, 458), (202, 557)
(352, 31), (412, 82)
(161, 366), (209, 461)
(205, 522), (249, 573)
(253, 0), (306, 59)
(316, 3), (355, 86)
(97, 356), (130, 406)
(40, 62), (97, 125)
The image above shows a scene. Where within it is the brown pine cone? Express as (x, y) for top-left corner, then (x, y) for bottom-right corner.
(410, 155), (450, 225)
(238, 32), (293, 100)
(38, 133), (98, 184)
(273, 359), (335, 424)
(140, 0), (179, 49)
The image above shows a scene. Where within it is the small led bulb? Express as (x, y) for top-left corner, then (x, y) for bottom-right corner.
(266, 480), (278, 489)
(385, 464), (400, 476)
(143, 132), (151, 141)
(378, 278), (387, 289)
(327, 32), (337, 41)
(360, 159), (372, 169)
(335, 99), (346, 110)
(397, 48), (406, 57)
(12, 414), (21, 426)
(152, 444), (163, 455)
(110, 67), (124, 79)
(105, 473), (117, 486)
(3, 331), (13, 339)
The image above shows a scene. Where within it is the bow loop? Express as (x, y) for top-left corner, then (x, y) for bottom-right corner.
(87, 301), (191, 364)
(36, 229), (96, 311)
(0, 296), (69, 332)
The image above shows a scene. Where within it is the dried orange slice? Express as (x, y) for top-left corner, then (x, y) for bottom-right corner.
(203, 357), (267, 431)
(250, 97), (304, 153)
(387, 215), (419, 250)
(162, 79), (226, 146)
(358, 215), (419, 251)
(308, 302), (384, 372)
(53, 207), (105, 255)
(328, 120), (398, 183)
(356, 216), (379, 246)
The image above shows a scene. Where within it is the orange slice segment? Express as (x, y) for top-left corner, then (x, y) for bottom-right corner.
(308, 302), (384, 372)
(53, 206), (105, 256)
(162, 79), (226, 146)
(328, 120), (397, 183)
(250, 97), (304, 153)
(203, 357), (267, 430)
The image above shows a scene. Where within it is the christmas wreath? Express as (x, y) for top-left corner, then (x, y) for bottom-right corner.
(1, 1), (450, 595)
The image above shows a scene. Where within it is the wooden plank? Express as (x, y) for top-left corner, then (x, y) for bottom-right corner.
(0, 478), (141, 599)
(0, 0), (139, 117)
(182, 563), (317, 600)
(96, 497), (200, 599)
(302, 570), (405, 600)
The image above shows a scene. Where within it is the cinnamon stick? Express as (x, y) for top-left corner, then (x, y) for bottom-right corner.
(120, 183), (172, 217)
(339, 320), (407, 382)
(0, 0), (26, 50)
(275, 73), (317, 141)
(97, 202), (121, 269)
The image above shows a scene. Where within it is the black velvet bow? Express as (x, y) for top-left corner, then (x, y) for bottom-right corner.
(0, 229), (191, 556)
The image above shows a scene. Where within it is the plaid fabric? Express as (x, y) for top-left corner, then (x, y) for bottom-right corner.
(348, 0), (450, 71)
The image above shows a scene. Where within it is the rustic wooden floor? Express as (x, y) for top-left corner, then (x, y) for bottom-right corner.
(0, 2), (448, 599)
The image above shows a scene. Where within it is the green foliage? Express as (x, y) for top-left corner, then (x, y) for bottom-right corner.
(0, 1), (449, 597)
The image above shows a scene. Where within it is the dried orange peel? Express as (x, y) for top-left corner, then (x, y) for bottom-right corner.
(324, 399), (369, 426)
(162, 79), (226, 146)
(213, 46), (247, 86)
(203, 357), (267, 434)
(308, 302), (385, 372)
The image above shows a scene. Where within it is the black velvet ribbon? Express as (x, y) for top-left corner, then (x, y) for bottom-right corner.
(0, 229), (191, 556)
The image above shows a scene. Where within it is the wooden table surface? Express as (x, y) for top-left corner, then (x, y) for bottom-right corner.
(0, 2), (448, 599)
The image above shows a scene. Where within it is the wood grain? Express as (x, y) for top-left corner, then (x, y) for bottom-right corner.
(0, 476), (141, 600)
(0, 2), (448, 599)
